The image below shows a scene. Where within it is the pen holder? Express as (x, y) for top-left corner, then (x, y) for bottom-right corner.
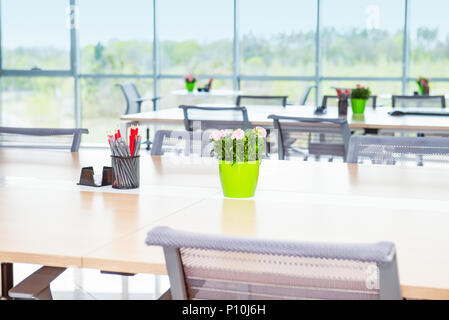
(111, 155), (140, 189)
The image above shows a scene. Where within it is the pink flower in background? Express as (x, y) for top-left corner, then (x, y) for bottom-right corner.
(209, 130), (225, 141)
(231, 129), (245, 140)
(255, 127), (267, 138)
(183, 74), (196, 83)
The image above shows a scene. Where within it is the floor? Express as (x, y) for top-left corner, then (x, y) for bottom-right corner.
(10, 263), (170, 300)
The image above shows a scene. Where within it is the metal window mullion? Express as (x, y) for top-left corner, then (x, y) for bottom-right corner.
(233, 0), (240, 91)
(70, 0), (81, 128)
(315, 0), (322, 105)
(153, 0), (159, 110)
(402, 0), (411, 95)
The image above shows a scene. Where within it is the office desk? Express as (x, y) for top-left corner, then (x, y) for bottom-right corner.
(121, 105), (449, 133)
(1, 149), (449, 300)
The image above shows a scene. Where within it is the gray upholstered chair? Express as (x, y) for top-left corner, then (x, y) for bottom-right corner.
(347, 135), (449, 166)
(392, 95), (446, 109)
(146, 226), (402, 300)
(118, 82), (160, 150)
(236, 95), (288, 107)
(179, 105), (250, 132)
(151, 130), (212, 157)
(0, 127), (88, 152)
(268, 115), (351, 161)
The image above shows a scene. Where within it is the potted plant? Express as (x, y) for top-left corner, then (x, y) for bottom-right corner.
(416, 77), (430, 95)
(210, 127), (266, 198)
(184, 74), (197, 92)
(350, 84), (371, 114)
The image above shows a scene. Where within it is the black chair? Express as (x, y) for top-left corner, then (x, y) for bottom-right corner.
(0, 127), (88, 152)
(118, 82), (161, 150)
(268, 115), (351, 161)
(179, 105), (250, 132)
(392, 95), (446, 109)
(236, 95), (288, 107)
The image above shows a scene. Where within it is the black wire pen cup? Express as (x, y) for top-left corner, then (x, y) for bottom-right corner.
(111, 155), (140, 189)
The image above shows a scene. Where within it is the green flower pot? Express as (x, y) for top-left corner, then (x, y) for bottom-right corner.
(218, 161), (260, 198)
(351, 98), (367, 114)
(186, 81), (196, 92)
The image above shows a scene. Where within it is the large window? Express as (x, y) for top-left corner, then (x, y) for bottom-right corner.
(1, 0), (449, 146)
(1, 77), (74, 127)
(240, 0), (316, 76)
(410, 0), (449, 78)
(159, 0), (233, 75)
(1, 0), (70, 70)
(322, 0), (404, 77)
(78, 0), (154, 74)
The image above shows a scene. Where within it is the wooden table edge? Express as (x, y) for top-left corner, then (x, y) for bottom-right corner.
(0, 252), (82, 268)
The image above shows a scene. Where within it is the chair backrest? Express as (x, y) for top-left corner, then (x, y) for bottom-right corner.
(347, 135), (449, 166)
(299, 85), (316, 105)
(236, 95), (288, 107)
(151, 130), (212, 157)
(322, 95), (378, 109)
(179, 105), (250, 132)
(268, 115), (351, 161)
(392, 95), (446, 109)
(0, 127), (89, 152)
(118, 82), (142, 114)
(146, 226), (402, 300)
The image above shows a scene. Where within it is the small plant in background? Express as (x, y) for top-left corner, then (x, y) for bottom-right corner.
(416, 76), (430, 95)
(210, 127), (266, 164)
(336, 88), (351, 101)
(351, 84), (371, 100)
(183, 74), (197, 83)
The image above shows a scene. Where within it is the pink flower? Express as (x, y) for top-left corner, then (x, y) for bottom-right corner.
(209, 130), (225, 141)
(231, 129), (245, 140)
(254, 127), (267, 138)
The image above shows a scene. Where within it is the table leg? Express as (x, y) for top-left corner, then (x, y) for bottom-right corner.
(1, 263), (13, 299)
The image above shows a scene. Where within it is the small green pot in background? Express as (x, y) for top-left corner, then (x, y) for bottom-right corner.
(218, 161), (260, 198)
(351, 98), (367, 114)
(186, 81), (196, 92)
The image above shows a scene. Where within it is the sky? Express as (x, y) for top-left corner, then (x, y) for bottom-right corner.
(2, 0), (449, 49)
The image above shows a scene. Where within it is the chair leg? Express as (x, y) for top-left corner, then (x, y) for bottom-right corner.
(1, 263), (13, 299)
(146, 127), (151, 151)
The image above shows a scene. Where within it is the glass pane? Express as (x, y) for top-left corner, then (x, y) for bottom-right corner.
(1, 0), (70, 70)
(321, 81), (402, 107)
(410, 0), (449, 78)
(322, 0), (404, 77)
(159, 0), (233, 75)
(81, 78), (153, 144)
(159, 78), (235, 110)
(240, 0), (317, 76)
(240, 81), (316, 106)
(79, 0), (153, 74)
(1, 77), (74, 127)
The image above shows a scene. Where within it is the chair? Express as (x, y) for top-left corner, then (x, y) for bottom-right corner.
(322, 95), (378, 109)
(298, 85), (316, 105)
(347, 135), (449, 167)
(392, 95), (446, 109)
(151, 130), (211, 157)
(118, 82), (161, 150)
(146, 226), (402, 300)
(179, 105), (250, 132)
(0, 127), (88, 152)
(236, 95), (288, 107)
(268, 115), (351, 161)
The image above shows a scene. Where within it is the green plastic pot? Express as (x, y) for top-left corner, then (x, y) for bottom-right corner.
(186, 81), (196, 92)
(218, 161), (260, 198)
(351, 98), (367, 114)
